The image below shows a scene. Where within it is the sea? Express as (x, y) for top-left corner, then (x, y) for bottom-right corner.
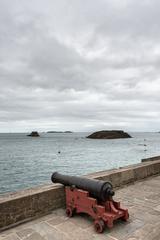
(0, 132), (160, 194)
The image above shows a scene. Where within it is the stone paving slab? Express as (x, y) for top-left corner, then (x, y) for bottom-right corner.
(0, 175), (160, 240)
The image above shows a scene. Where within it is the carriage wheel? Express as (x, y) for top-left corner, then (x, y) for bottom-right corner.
(94, 219), (105, 233)
(66, 207), (73, 217)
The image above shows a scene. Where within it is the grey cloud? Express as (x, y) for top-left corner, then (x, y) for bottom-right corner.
(0, 0), (160, 131)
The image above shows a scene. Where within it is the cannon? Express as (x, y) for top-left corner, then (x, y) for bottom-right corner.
(51, 172), (114, 201)
(51, 172), (129, 233)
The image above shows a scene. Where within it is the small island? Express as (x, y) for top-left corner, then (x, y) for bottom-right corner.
(86, 130), (132, 139)
(27, 131), (40, 137)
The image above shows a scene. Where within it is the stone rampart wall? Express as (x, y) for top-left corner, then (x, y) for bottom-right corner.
(0, 156), (160, 231)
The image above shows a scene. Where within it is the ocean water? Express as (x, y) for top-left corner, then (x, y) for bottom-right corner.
(0, 132), (160, 194)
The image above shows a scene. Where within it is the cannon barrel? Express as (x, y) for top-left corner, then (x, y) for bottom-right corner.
(51, 172), (114, 201)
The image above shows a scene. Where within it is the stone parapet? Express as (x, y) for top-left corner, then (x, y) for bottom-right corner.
(141, 155), (160, 162)
(0, 156), (160, 231)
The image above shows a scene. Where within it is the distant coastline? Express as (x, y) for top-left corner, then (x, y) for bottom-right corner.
(47, 131), (73, 133)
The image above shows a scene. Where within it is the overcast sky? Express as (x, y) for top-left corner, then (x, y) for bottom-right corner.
(0, 0), (160, 132)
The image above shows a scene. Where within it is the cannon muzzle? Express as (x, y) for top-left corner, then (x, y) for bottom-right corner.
(51, 172), (114, 201)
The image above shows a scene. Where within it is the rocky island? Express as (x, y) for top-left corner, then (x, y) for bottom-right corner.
(86, 130), (132, 139)
(27, 131), (40, 137)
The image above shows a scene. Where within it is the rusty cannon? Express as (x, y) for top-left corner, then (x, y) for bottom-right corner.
(51, 172), (129, 233)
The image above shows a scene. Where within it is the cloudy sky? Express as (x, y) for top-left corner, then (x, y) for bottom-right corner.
(0, 0), (160, 132)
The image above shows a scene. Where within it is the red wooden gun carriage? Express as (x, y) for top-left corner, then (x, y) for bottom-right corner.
(51, 172), (129, 233)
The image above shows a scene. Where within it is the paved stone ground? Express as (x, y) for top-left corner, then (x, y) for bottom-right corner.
(0, 175), (160, 240)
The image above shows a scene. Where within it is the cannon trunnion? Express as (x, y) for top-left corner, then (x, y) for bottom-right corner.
(51, 172), (129, 233)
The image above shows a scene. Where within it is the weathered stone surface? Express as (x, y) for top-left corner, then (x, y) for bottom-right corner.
(86, 130), (132, 139)
(128, 223), (160, 240)
(0, 234), (20, 240)
(47, 216), (67, 226)
(32, 222), (70, 240)
(56, 221), (94, 240)
(154, 204), (160, 212)
(24, 232), (45, 240)
(0, 158), (160, 231)
(16, 228), (35, 239)
(0, 174), (160, 239)
(0, 185), (65, 231)
(69, 214), (92, 229)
